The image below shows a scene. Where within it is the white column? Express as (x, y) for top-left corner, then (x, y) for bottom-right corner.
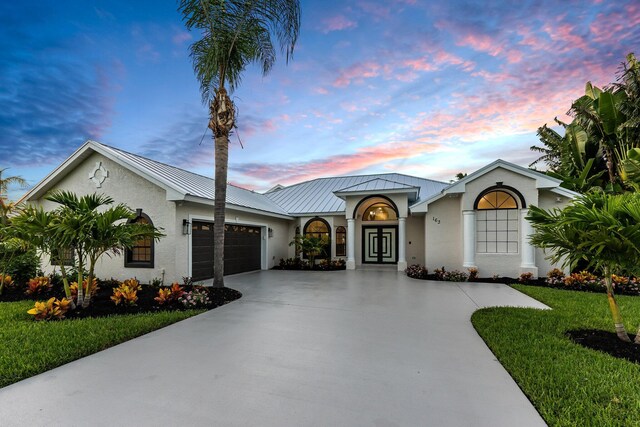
(520, 209), (537, 275)
(397, 217), (407, 271)
(462, 210), (476, 268)
(346, 218), (356, 270)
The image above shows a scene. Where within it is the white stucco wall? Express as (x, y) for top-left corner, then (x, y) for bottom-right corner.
(424, 195), (462, 271)
(405, 214), (424, 266)
(535, 189), (573, 276)
(34, 152), (177, 284)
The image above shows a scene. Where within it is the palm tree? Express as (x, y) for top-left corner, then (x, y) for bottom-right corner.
(527, 191), (640, 343)
(44, 191), (164, 308)
(0, 168), (27, 226)
(178, 0), (301, 287)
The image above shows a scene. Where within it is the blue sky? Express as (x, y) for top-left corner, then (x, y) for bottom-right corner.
(2, 0), (639, 200)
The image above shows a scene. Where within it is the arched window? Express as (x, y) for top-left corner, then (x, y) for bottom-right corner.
(125, 213), (154, 268)
(475, 190), (518, 254)
(303, 218), (331, 259)
(363, 202), (398, 221)
(335, 226), (346, 257)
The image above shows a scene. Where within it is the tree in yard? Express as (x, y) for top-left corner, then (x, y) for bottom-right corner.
(527, 191), (640, 343)
(34, 191), (164, 308)
(531, 53), (640, 193)
(289, 235), (326, 268)
(178, 0), (301, 287)
(0, 168), (27, 226)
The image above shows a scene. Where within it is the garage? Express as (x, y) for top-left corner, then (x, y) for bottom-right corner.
(191, 222), (262, 281)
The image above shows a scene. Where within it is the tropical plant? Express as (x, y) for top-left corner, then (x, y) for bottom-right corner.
(0, 168), (27, 226)
(289, 235), (326, 266)
(527, 191), (640, 343)
(531, 53), (640, 193)
(178, 0), (300, 287)
(40, 191), (163, 308)
(27, 297), (71, 321)
(25, 276), (52, 296)
(180, 286), (211, 307)
(110, 282), (139, 306)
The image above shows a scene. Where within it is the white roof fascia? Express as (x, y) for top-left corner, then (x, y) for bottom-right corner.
(549, 186), (581, 199)
(21, 140), (189, 202)
(293, 212), (347, 217)
(333, 187), (420, 200)
(183, 195), (294, 220)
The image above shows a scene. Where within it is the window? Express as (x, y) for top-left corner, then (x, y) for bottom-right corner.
(303, 218), (331, 259)
(125, 213), (154, 268)
(363, 202), (397, 221)
(475, 190), (518, 254)
(52, 247), (74, 266)
(335, 226), (346, 257)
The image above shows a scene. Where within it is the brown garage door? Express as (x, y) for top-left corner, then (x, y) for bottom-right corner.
(191, 222), (262, 281)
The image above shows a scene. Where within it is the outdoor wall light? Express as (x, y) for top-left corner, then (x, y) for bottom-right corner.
(268, 227), (274, 238)
(182, 219), (191, 235)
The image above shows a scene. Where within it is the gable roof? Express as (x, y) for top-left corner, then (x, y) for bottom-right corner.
(22, 140), (291, 218)
(410, 159), (581, 213)
(264, 173), (448, 215)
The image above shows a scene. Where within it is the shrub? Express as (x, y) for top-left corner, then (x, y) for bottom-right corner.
(317, 258), (347, 271)
(563, 271), (603, 292)
(25, 276), (52, 296)
(154, 283), (185, 306)
(122, 278), (141, 291)
(70, 278), (100, 301)
(0, 249), (40, 288)
(1, 274), (15, 289)
(110, 282), (139, 306)
(434, 266), (446, 280)
(546, 268), (565, 286)
(27, 297), (71, 320)
(443, 270), (468, 282)
(405, 264), (428, 280)
(277, 257), (309, 270)
(150, 277), (163, 287)
(518, 272), (535, 284)
(180, 286), (211, 308)
(467, 267), (479, 281)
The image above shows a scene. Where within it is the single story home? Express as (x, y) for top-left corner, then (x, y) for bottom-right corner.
(21, 140), (577, 283)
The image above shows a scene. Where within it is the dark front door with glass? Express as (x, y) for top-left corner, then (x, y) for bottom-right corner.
(362, 226), (398, 264)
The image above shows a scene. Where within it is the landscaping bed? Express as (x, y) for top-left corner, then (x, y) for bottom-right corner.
(272, 257), (346, 271)
(472, 285), (640, 426)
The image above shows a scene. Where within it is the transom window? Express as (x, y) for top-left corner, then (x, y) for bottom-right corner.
(125, 213), (154, 268)
(475, 190), (518, 254)
(363, 202), (397, 221)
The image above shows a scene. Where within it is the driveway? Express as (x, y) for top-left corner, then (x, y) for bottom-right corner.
(0, 270), (548, 426)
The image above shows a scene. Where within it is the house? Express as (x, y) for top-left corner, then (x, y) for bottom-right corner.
(21, 140), (577, 283)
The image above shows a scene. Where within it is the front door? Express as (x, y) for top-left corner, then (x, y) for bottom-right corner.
(362, 226), (398, 264)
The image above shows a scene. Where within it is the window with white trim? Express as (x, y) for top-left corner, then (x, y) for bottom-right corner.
(475, 190), (518, 253)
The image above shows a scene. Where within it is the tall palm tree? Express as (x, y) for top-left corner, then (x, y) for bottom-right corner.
(178, 0), (300, 287)
(527, 191), (640, 343)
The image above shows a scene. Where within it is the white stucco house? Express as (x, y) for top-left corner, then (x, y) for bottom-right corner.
(21, 140), (578, 283)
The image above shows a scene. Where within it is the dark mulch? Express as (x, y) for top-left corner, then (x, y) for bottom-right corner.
(567, 329), (640, 364)
(1, 281), (242, 319)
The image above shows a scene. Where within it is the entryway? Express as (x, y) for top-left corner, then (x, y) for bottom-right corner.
(362, 225), (398, 264)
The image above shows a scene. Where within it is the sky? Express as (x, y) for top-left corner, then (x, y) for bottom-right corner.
(1, 0), (639, 201)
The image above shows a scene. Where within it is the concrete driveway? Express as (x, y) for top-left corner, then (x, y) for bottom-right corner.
(0, 270), (548, 426)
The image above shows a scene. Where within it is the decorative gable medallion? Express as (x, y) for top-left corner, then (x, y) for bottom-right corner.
(89, 161), (109, 188)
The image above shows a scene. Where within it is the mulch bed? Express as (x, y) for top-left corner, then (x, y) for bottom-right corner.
(0, 281), (242, 319)
(567, 329), (640, 364)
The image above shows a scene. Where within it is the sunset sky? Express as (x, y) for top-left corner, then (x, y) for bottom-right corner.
(2, 0), (639, 200)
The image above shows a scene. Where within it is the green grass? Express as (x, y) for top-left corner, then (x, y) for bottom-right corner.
(0, 301), (205, 388)
(472, 285), (640, 427)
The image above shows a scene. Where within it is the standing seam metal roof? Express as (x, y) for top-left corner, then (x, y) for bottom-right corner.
(265, 173), (449, 215)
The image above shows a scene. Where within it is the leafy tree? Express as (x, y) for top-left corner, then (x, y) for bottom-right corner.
(0, 168), (27, 226)
(178, 0), (300, 287)
(531, 53), (640, 193)
(527, 191), (640, 343)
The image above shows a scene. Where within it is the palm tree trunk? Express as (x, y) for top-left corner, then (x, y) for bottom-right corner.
(83, 259), (96, 308)
(210, 87), (234, 288)
(603, 269), (631, 342)
(58, 264), (76, 310)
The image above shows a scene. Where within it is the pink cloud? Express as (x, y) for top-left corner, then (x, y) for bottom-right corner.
(313, 87), (329, 95)
(321, 15), (357, 33)
(172, 30), (192, 45)
(332, 61), (381, 87)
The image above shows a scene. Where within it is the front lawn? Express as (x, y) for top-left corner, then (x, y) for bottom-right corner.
(472, 285), (640, 426)
(0, 301), (206, 388)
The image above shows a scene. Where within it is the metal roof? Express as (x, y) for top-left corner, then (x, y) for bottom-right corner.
(335, 178), (419, 193)
(92, 143), (291, 216)
(265, 173), (449, 215)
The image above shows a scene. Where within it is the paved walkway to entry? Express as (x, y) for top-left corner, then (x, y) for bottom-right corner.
(0, 270), (548, 426)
